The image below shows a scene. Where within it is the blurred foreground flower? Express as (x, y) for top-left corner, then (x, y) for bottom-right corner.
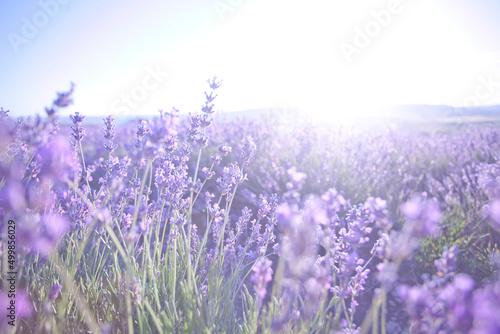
(36, 136), (76, 183)
(240, 136), (256, 165)
(49, 284), (62, 301)
(17, 214), (69, 256)
(0, 290), (34, 328)
(401, 195), (441, 237)
(251, 258), (273, 305)
(484, 198), (500, 232)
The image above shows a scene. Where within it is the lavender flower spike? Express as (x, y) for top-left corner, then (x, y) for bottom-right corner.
(240, 136), (257, 165)
(251, 257), (273, 305)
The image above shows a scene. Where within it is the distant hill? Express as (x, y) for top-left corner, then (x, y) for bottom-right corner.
(57, 107), (300, 126)
(54, 105), (500, 127)
(381, 104), (500, 120)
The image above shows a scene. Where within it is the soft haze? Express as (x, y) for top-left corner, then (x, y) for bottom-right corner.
(1, 0), (500, 121)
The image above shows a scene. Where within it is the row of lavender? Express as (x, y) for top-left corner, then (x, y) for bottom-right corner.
(0, 81), (499, 333)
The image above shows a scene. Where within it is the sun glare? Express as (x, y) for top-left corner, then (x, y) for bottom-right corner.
(150, 0), (496, 123)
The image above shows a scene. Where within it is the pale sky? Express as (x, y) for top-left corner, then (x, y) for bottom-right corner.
(1, 0), (500, 121)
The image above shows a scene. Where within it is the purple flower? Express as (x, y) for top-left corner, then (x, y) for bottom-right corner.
(371, 233), (389, 260)
(211, 153), (222, 166)
(201, 167), (215, 179)
(364, 197), (391, 230)
(103, 115), (118, 153)
(434, 244), (458, 279)
(164, 134), (177, 153)
(471, 284), (500, 334)
(240, 136), (256, 165)
(216, 163), (247, 196)
(34, 215), (69, 256)
(485, 198), (500, 232)
(0, 289), (34, 328)
(401, 196), (441, 237)
(251, 257), (273, 304)
(201, 102), (215, 115)
(130, 278), (142, 305)
(195, 134), (208, 148)
(70, 112), (86, 141)
(399, 245), (475, 333)
(305, 258), (332, 303)
(0, 107), (9, 120)
(204, 91), (217, 103)
(134, 120), (150, 148)
(287, 167), (307, 184)
(257, 194), (271, 220)
(36, 136), (76, 183)
(376, 262), (398, 287)
(54, 82), (75, 108)
(200, 114), (213, 127)
(236, 207), (252, 235)
(207, 76), (222, 90)
(190, 224), (199, 256)
(103, 115), (116, 141)
(189, 113), (201, 128)
(347, 266), (370, 313)
(218, 143), (232, 156)
(208, 203), (225, 242)
(303, 197), (328, 226)
(121, 213), (133, 230)
(276, 203), (293, 231)
(398, 284), (430, 320)
(49, 284), (63, 300)
(321, 188), (347, 216)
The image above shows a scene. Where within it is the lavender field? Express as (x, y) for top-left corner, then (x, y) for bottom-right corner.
(1, 80), (500, 334)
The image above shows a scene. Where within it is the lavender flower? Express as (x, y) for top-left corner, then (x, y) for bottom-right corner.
(371, 232), (389, 260)
(195, 134), (208, 148)
(236, 207), (252, 234)
(164, 134), (177, 153)
(103, 115), (116, 140)
(321, 188), (347, 216)
(485, 198), (500, 232)
(218, 143), (232, 156)
(257, 194), (271, 220)
(204, 91), (217, 103)
(201, 167), (215, 179)
(240, 136), (256, 165)
(201, 102), (214, 115)
(399, 245), (475, 333)
(200, 114), (213, 127)
(287, 167), (307, 185)
(434, 244), (458, 279)
(0, 107), (9, 120)
(134, 120), (150, 148)
(364, 196), (391, 230)
(103, 115), (118, 153)
(29, 214), (69, 256)
(36, 136), (76, 183)
(0, 289), (34, 328)
(251, 257), (273, 305)
(49, 284), (63, 300)
(70, 112), (86, 141)
(401, 195), (441, 237)
(208, 203), (225, 242)
(471, 283), (500, 333)
(130, 278), (142, 305)
(216, 163), (247, 196)
(53, 82), (75, 108)
(211, 153), (222, 166)
(207, 76), (222, 90)
(347, 266), (370, 313)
